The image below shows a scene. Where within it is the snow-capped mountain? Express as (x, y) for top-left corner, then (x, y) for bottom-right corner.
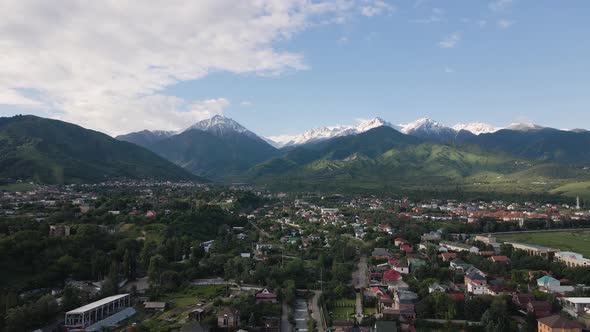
(398, 118), (458, 141)
(452, 122), (498, 135)
(505, 123), (545, 132)
(185, 114), (259, 139)
(268, 117), (396, 148)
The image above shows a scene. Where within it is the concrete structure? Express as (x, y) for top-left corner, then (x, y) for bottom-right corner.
(505, 242), (558, 260)
(49, 225), (71, 237)
(64, 294), (131, 329)
(562, 297), (590, 318)
(554, 252), (590, 268)
(439, 241), (479, 254)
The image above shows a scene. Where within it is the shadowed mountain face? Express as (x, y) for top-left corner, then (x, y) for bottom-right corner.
(117, 115), (279, 179)
(458, 128), (590, 164)
(0, 115), (198, 184)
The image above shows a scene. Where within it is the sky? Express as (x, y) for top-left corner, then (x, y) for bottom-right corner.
(0, 0), (589, 137)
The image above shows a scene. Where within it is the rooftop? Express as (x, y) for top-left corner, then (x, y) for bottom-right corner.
(67, 294), (129, 314)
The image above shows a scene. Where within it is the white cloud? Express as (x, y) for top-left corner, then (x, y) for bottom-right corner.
(478, 20), (488, 27)
(240, 101), (254, 107)
(360, 0), (395, 17)
(444, 66), (454, 73)
(497, 19), (514, 29)
(438, 32), (461, 49)
(0, 0), (366, 135)
(338, 36), (349, 44)
(489, 0), (513, 12)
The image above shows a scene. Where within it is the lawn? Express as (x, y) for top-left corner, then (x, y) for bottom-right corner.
(550, 181), (590, 200)
(161, 284), (227, 307)
(497, 231), (590, 257)
(0, 182), (37, 192)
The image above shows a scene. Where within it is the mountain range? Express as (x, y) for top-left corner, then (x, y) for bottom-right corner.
(0, 115), (197, 184)
(3, 113), (590, 199)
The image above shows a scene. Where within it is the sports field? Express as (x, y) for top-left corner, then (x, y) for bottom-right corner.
(497, 231), (590, 257)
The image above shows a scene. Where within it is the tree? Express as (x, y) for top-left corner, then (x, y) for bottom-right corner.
(62, 285), (82, 311)
(481, 297), (516, 332)
(148, 255), (165, 286)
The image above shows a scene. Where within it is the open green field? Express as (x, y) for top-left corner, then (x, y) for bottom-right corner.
(550, 181), (590, 200)
(0, 182), (38, 192)
(497, 231), (590, 257)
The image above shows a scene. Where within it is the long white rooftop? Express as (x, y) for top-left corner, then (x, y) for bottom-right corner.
(67, 294), (129, 314)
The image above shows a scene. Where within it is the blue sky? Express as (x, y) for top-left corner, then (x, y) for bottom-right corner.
(1, 0), (589, 136)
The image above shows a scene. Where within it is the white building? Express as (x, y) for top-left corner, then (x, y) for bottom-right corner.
(555, 251), (590, 268)
(65, 294), (132, 330)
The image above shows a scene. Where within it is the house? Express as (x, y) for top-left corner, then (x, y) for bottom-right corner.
(449, 258), (472, 272)
(467, 279), (487, 295)
(537, 276), (560, 289)
(513, 293), (535, 310)
(372, 248), (391, 260)
(49, 225), (71, 237)
(218, 308), (240, 329)
(439, 252), (457, 262)
(399, 244), (413, 254)
(146, 210), (157, 218)
(255, 288), (278, 304)
(333, 320), (354, 332)
(527, 301), (552, 318)
(408, 258), (427, 272)
(383, 270), (402, 284)
(428, 283), (448, 294)
(365, 287), (390, 299)
(490, 255), (511, 263)
(143, 302), (167, 312)
(537, 315), (584, 332)
(189, 308), (209, 321)
(562, 297), (590, 318)
(389, 260), (409, 274)
(394, 238), (409, 247)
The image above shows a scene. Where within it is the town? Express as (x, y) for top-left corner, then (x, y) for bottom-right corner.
(2, 182), (590, 332)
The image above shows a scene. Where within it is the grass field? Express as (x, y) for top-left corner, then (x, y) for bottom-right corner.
(497, 231), (590, 257)
(0, 182), (38, 192)
(550, 181), (590, 200)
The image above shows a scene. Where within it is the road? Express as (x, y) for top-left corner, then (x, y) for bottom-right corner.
(351, 255), (368, 323)
(309, 290), (326, 331)
(281, 301), (291, 332)
(294, 297), (309, 332)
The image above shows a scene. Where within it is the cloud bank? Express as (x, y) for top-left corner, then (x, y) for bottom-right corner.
(0, 0), (385, 135)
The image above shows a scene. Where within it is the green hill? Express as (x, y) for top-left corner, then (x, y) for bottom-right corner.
(248, 127), (590, 194)
(0, 115), (199, 184)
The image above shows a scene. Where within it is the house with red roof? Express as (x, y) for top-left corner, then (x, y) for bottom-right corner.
(400, 244), (413, 254)
(490, 255), (511, 263)
(383, 270), (402, 285)
(255, 288), (278, 304)
(527, 301), (552, 318)
(394, 237), (409, 247)
(439, 252), (457, 262)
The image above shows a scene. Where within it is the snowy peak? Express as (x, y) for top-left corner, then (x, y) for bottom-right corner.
(268, 117), (397, 148)
(356, 117), (398, 132)
(506, 122), (545, 132)
(399, 118), (448, 134)
(452, 122), (498, 135)
(185, 115), (256, 138)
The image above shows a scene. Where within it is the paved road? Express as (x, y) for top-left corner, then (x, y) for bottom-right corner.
(352, 255), (368, 323)
(294, 297), (309, 332)
(309, 290), (326, 331)
(281, 301), (291, 332)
